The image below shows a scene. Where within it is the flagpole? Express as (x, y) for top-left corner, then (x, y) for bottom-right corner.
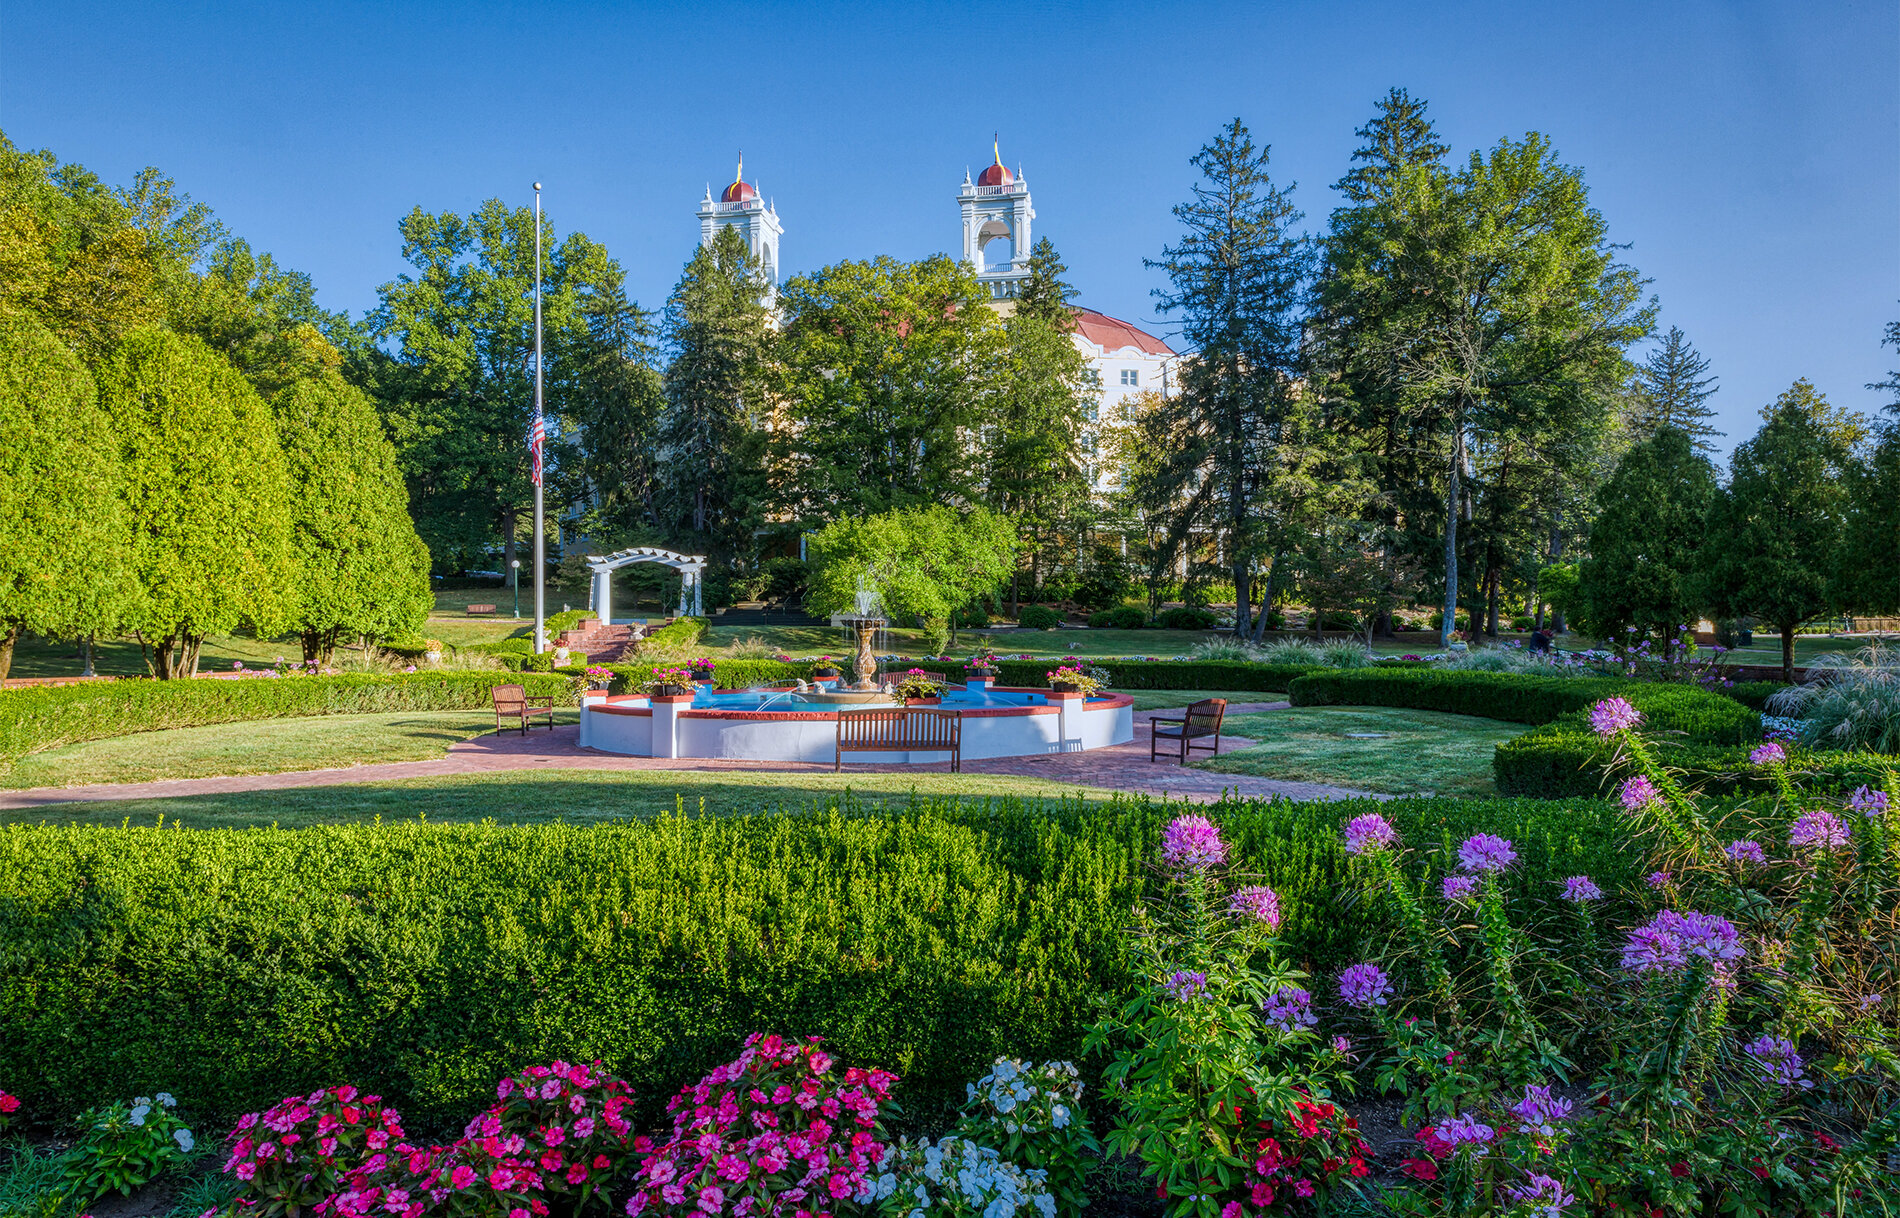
(532, 181), (546, 655)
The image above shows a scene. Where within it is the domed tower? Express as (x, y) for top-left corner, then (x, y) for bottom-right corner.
(697, 154), (783, 305)
(959, 139), (1034, 300)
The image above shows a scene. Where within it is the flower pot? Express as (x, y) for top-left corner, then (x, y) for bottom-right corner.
(653, 683), (692, 697)
(966, 668), (997, 680)
(1050, 681), (1080, 693)
(905, 697), (942, 706)
(693, 674), (717, 685)
(812, 667), (840, 680)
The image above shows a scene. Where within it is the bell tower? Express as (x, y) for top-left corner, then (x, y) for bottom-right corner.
(697, 154), (783, 305)
(959, 139), (1034, 300)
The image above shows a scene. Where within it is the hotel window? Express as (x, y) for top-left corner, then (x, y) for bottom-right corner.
(1119, 369), (1139, 386)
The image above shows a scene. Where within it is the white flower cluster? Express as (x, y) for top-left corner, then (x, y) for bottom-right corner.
(126, 1093), (191, 1150)
(876, 1136), (1055, 1218)
(962, 1059), (1082, 1138)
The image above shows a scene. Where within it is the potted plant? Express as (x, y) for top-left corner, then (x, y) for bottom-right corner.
(645, 666), (695, 697)
(895, 668), (944, 704)
(423, 638), (445, 664)
(965, 651), (1000, 680)
(584, 665), (615, 691)
(1045, 664), (1104, 696)
(688, 657), (718, 685)
(811, 655), (840, 680)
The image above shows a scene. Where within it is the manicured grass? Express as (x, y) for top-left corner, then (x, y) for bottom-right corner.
(0, 769), (1112, 827)
(1122, 689), (1287, 712)
(2, 710), (576, 790)
(1193, 705), (1529, 797)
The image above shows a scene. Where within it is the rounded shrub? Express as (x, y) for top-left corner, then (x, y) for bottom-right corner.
(1088, 606), (1149, 630)
(1158, 607), (1219, 630)
(1018, 605), (1064, 630)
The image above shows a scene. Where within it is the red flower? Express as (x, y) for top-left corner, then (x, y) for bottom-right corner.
(1399, 1158), (1438, 1181)
(1669, 1163), (1690, 1178)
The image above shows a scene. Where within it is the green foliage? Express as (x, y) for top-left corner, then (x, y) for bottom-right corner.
(634, 615), (709, 658)
(804, 507), (1019, 642)
(1631, 325), (1722, 451)
(778, 256), (1005, 522)
(60, 1095), (194, 1206)
(0, 671), (571, 776)
(1017, 606), (1062, 630)
(655, 226), (774, 558)
(1156, 607), (1218, 631)
(1721, 680), (1788, 711)
(0, 311), (131, 679)
(98, 327), (295, 677)
(1575, 426), (1718, 642)
(271, 368), (432, 664)
(1834, 428), (1900, 615)
(986, 659), (1314, 692)
(1696, 382), (1853, 680)
(1089, 607), (1148, 630)
(0, 794), (1634, 1129)
(1767, 644), (1900, 754)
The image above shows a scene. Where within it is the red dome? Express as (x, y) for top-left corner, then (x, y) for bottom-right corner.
(720, 179), (757, 203)
(977, 161), (1013, 187)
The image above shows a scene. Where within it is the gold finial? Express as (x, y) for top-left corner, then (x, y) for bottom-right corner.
(992, 134), (1001, 165)
(734, 152), (744, 186)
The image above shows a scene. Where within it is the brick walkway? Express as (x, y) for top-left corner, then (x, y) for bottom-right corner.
(0, 703), (1381, 810)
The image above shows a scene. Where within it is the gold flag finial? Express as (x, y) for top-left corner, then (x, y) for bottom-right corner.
(992, 134), (1001, 165)
(734, 152), (744, 186)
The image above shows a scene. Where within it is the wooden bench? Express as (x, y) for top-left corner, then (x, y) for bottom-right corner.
(1150, 697), (1228, 764)
(836, 708), (962, 772)
(493, 683), (556, 735)
(467, 604), (497, 615)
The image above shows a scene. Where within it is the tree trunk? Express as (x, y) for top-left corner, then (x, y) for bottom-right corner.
(1440, 418), (1465, 648)
(1250, 550), (1283, 643)
(153, 635), (180, 680)
(1546, 521), (1566, 634)
(1485, 562), (1501, 637)
(185, 633), (204, 677)
(0, 623), (17, 682)
(1233, 551), (1250, 639)
(1780, 620), (1796, 685)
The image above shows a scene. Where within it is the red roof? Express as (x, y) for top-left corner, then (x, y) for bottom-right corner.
(1071, 307), (1174, 357)
(977, 161), (1013, 187)
(720, 179), (757, 203)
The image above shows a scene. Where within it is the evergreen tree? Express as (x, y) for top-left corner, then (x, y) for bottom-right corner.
(1832, 429), (1900, 617)
(98, 328), (294, 678)
(1574, 426), (1717, 644)
(572, 280), (666, 538)
(1334, 87), (1450, 205)
(1696, 383), (1853, 682)
(1145, 118), (1310, 637)
(987, 238), (1092, 609)
(1760, 375), (1873, 452)
(0, 312), (132, 680)
(1632, 325), (1720, 449)
(655, 227), (774, 561)
(1865, 312), (1900, 422)
(778, 254), (1004, 521)
(271, 341), (434, 664)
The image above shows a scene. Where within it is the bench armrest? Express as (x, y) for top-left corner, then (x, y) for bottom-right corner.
(525, 696), (556, 708)
(1148, 716), (1186, 728)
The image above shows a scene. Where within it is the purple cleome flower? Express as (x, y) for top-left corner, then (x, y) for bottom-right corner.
(1849, 785), (1890, 818)
(1436, 1113), (1496, 1149)
(1511, 1085), (1574, 1132)
(1441, 874), (1479, 902)
(1342, 813), (1398, 856)
(1620, 924), (1687, 973)
(1331, 1035), (1353, 1056)
(1588, 697), (1642, 737)
(1622, 909), (1744, 973)
(1160, 815), (1227, 872)
(1860, 993), (1886, 1012)
(1646, 870), (1672, 889)
(1561, 875), (1602, 902)
(1503, 1174), (1576, 1214)
(1261, 985), (1317, 1033)
(1725, 839), (1768, 866)
(1744, 1035), (1811, 1089)
(1338, 962), (1392, 1009)
(1790, 809), (1851, 851)
(1619, 774), (1661, 813)
(1163, 970), (1209, 1002)
(1457, 833), (1517, 874)
(1749, 741), (1787, 766)
(1228, 885), (1282, 929)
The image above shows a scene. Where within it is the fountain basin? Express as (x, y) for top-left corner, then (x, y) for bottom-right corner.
(580, 685), (1135, 763)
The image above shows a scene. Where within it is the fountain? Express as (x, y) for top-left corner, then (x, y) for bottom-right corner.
(838, 586), (886, 690)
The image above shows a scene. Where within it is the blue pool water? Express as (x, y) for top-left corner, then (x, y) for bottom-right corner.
(691, 686), (1051, 712)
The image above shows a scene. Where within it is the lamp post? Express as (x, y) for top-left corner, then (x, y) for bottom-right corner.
(511, 559), (521, 618)
(532, 181), (547, 655)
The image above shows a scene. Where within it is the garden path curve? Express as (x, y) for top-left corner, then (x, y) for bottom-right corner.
(0, 703), (1386, 810)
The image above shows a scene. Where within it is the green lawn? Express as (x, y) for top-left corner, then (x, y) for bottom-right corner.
(1, 769), (1112, 828)
(1193, 705), (1529, 797)
(2, 710), (577, 790)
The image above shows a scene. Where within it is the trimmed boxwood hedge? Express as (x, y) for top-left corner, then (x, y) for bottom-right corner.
(0, 792), (1639, 1132)
(0, 672), (573, 776)
(1285, 668), (1774, 798)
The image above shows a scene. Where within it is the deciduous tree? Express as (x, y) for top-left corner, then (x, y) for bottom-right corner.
(804, 505), (1019, 647)
(1574, 426), (1717, 645)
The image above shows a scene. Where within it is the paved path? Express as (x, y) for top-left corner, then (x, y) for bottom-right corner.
(0, 703), (1382, 810)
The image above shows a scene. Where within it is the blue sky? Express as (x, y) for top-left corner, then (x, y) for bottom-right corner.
(4, 0), (1895, 454)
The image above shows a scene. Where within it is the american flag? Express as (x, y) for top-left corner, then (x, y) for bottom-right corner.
(529, 412), (545, 487)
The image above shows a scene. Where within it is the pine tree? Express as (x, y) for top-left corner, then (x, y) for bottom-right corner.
(271, 341), (434, 664)
(570, 280), (666, 537)
(0, 312), (132, 680)
(1146, 118), (1310, 637)
(1333, 87), (1450, 205)
(1866, 312), (1900, 422)
(655, 227), (774, 561)
(1696, 383), (1854, 682)
(98, 328), (294, 678)
(1014, 237), (1077, 323)
(1574, 426), (1717, 643)
(1632, 325), (1721, 450)
(1834, 430), (1900, 617)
